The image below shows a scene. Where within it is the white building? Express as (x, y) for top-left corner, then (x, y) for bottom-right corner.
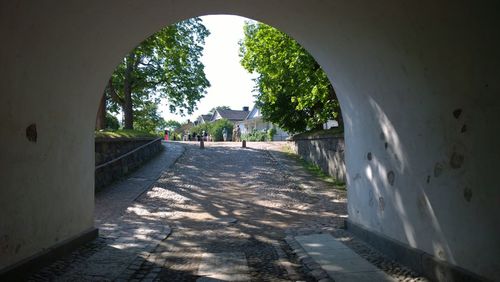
(235, 106), (289, 141)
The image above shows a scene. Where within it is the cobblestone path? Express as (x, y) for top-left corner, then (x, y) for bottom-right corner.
(146, 142), (347, 281)
(29, 142), (426, 281)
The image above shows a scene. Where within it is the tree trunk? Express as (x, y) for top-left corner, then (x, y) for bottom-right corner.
(95, 93), (106, 130)
(336, 106), (344, 129)
(123, 53), (135, 129)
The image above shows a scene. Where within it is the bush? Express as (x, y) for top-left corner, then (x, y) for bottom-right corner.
(105, 113), (120, 130)
(209, 119), (234, 141)
(267, 127), (277, 141)
(169, 132), (182, 141)
(189, 122), (211, 139)
(189, 119), (234, 141)
(242, 130), (267, 141)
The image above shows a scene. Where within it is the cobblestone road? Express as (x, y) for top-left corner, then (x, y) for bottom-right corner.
(30, 142), (427, 281)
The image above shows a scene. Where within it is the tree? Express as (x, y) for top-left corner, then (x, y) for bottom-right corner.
(208, 119), (234, 141)
(208, 106), (231, 114)
(189, 118), (233, 141)
(239, 22), (342, 133)
(95, 93), (107, 130)
(164, 120), (181, 131)
(132, 101), (167, 133)
(105, 113), (120, 130)
(106, 17), (210, 130)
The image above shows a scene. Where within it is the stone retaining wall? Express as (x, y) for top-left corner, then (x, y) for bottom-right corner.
(95, 138), (163, 191)
(289, 135), (346, 183)
(95, 137), (156, 165)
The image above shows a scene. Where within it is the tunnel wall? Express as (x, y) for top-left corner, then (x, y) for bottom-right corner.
(0, 1), (498, 279)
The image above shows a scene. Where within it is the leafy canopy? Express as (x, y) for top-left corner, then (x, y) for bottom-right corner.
(208, 106), (231, 114)
(164, 120), (182, 131)
(107, 17), (210, 131)
(239, 22), (341, 133)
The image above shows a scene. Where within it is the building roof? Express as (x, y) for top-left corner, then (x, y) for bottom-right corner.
(201, 114), (212, 121)
(213, 109), (249, 121)
(245, 106), (261, 120)
(175, 121), (193, 133)
(194, 114), (214, 125)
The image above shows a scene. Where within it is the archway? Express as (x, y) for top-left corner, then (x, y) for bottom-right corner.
(0, 1), (498, 280)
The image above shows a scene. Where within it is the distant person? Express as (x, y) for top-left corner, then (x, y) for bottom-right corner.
(236, 125), (241, 142)
(222, 128), (228, 142)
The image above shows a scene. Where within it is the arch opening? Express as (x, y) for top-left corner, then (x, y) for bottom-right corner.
(0, 2), (498, 280)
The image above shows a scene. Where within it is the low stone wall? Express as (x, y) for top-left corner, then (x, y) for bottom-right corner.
(289, 135), (346, 183)
(95, 137), (156, 165)
(95, 138), (163, 191)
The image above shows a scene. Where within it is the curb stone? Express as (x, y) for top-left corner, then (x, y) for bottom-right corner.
(285, 235), (331, 281)
(284, 229), (430, 282)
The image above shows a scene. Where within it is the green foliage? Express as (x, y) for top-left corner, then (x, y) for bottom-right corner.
(280, 144), (346, 190)
(133, 102), (167, 133)
(239, 22), (341, 133)
(174, 120), (194, 135)
(164, 120), (181, 131)
(209, 119), (234, 141)
(95, 129), (159, 139)
(105, 113), (120, 130)
(189, 119), (234, 141)
(107, 17), (210, 130)
(208, 106), (231, 114)
(301, 160), (346, 190)
(170, 132), (182, 141)
(242, 130), (267, 141)
(189, 122), (211, 137)
(291, 127), (344, 140)
(267, 127), (277, 141)
(241, 128), (276, 142)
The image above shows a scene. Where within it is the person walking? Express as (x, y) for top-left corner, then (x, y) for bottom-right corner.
(236, 125), (241, 142)
(222, 128), (228, 142)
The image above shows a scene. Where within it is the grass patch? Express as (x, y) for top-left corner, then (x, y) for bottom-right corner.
(291, 127), (344, 140)
(280, 144), (346, 190)
(95, 129), (160, 139)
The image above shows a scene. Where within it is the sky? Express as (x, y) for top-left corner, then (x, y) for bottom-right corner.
(160, 15), (258, 123)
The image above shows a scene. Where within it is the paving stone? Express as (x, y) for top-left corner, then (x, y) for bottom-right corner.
(311, 268), (328, 279)
(197, 252), (250, 281)
(28, 142), (426, 282)
(332, 271), (397, 282)
(215, 217), (238, 224)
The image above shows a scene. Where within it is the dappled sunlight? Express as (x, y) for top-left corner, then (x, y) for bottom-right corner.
(369, 98), (408, 173)
(86, 142), (348, 280)
(364, 98), (457, 269)
(393, 191), (417, 247)
(364, 156), (389, 224)
(418, 188), (456, 263)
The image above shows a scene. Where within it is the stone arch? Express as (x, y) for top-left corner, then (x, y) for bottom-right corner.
(0, 1), (498, 280)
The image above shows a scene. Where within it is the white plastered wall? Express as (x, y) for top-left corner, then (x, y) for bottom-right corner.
(0, 0), (498, 279)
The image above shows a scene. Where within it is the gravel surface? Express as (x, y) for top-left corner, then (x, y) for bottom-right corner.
(29, 141), (429, 281)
